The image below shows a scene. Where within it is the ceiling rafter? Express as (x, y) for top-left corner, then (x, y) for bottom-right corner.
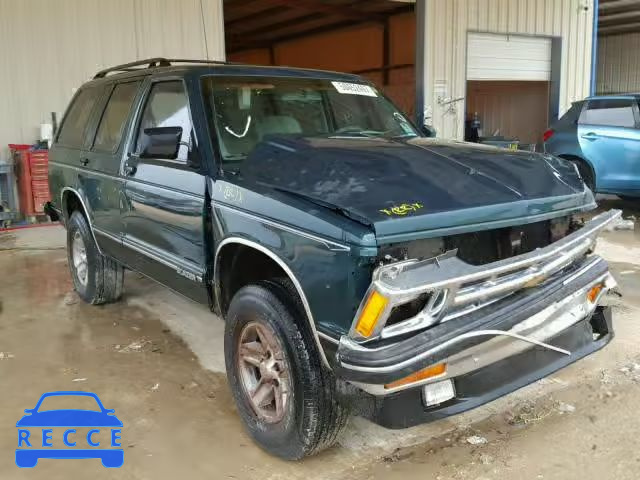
(224, 0), (415, 53)
(599, 0), (640, 14)
(264, 0), (387, 23)
(227, 14), (350, 50)
(600, 21), (640, 36)
(600, 9), (640, 27)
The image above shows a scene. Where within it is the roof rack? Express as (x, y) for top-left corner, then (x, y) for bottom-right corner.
(93, 57), (238, 79)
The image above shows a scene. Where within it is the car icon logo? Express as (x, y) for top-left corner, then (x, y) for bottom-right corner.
(16, 391), (123, 468)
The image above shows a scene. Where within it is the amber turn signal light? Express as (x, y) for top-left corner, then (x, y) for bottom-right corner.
(384, 363), (447, 390)
(354, 290), (388, 338)
(587, 284), (604, 304)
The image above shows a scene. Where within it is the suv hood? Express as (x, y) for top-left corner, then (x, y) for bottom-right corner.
(240, 136), (594, 243)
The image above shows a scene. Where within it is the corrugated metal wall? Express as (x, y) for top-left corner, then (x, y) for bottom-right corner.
(0, 0), (225, 161)
(419, 0), (595, 140)
(597, 33), (640, 94)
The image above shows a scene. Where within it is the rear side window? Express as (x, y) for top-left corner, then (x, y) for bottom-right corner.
(135, 81), (192, 161)
(93, 81), (141, 152)
(579, 99), (636, 127)
(57, 86), (103, 148)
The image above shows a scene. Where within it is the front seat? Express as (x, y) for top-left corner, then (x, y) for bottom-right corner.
(257, 115), (303, 139)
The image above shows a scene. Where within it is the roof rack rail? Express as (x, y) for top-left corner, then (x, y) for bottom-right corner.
(93, 57), (238, 79)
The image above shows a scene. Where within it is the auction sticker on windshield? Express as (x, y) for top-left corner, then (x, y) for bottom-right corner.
(331, 81), (377, 97)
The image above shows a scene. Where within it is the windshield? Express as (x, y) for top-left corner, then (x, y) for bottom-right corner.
(202, 75), (418, 164)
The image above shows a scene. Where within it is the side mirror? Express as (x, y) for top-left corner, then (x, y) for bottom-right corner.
(421, 124), (437, 138)
(24, 409), (33, 414)
(139, 126), (183, 160)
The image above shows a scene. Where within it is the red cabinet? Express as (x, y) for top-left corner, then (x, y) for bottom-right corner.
(16, 150), (51, 216)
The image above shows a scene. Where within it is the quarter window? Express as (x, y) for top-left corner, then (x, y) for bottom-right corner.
(135, 81), (192, 161)
(93, 81), (141, 152)
(57, 86), (103, 148)
(579, 99), (636, 128)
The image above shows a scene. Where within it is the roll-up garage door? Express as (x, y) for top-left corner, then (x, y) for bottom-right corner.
(467, 33), (552, 81)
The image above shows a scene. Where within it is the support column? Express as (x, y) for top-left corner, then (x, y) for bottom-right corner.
(590, 0), (599, 95)
(200, 0), (226, 61)
(414, 0), (426, 128)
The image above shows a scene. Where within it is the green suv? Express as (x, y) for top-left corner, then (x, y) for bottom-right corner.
(47, 58), (619, 459)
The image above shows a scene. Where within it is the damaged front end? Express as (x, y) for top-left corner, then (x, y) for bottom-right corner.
(337, 209), (621, 428)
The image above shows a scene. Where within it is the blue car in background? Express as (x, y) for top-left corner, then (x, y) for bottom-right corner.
(544, 95), (640, 200)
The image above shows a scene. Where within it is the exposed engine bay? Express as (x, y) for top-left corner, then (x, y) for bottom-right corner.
(377, 215), (582, 267)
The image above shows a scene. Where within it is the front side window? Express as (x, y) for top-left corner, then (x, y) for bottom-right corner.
(135, 81), (192, 161)
(579, 99), (636, 128)
(57, 86), (103, 148)
(93, 81), (141, 152)
(201, 76), (418, 165)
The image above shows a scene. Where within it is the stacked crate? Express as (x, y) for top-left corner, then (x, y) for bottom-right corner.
(15, 150), (51, 217)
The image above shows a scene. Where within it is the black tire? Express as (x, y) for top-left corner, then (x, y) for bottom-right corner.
(66, 211), (124, 305)
(224, 280), (348, 460)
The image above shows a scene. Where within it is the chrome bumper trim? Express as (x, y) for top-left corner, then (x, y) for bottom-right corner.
(445, 329), (571, 356)
(349, 209), (621, 341)
(345, 271), (615, 395)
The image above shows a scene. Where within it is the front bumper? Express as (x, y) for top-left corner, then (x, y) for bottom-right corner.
(335, 210), (620, 427)
(337, 255), (615, 385)
(348, 306), (613, 429)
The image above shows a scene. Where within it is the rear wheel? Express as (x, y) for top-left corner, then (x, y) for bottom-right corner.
(224, 280), (348, 459)
(66, 211), (124, 305)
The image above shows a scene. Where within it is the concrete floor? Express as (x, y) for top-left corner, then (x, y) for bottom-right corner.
(0, 196), (638, 479)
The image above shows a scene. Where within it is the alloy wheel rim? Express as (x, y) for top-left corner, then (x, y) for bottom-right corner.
(237, 321), (291, 424)
(71, 231), (88, 287)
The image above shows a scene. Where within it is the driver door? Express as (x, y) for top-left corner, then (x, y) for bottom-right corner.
(120, 78), (208, 303)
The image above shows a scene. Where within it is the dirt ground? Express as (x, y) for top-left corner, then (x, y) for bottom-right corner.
(0, 196), (638, 479)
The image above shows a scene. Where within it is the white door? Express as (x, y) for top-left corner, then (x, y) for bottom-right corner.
(467, 33), (552, 81)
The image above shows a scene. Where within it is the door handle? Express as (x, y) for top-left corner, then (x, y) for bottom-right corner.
(581, 132), (599, 141)
(124, 154), (139, 176)
(124, 163), (137, 176)
(80, 158), (89, 166)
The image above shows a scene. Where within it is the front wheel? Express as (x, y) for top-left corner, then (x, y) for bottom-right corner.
(224, 281), (348, 459)
(66, 211), (124, 305)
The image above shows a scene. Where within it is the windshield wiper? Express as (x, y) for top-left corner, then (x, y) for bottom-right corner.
(330, 128), (386, 138)
(222, 154), (247, 162)
(392, 133), (418, 139)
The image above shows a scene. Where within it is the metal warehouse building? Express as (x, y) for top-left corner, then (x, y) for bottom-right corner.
(0, 0), (225, 162)
(418, 0), (594, 141)
(0, 0), (629, 162)
(597, 0), (640, 94)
